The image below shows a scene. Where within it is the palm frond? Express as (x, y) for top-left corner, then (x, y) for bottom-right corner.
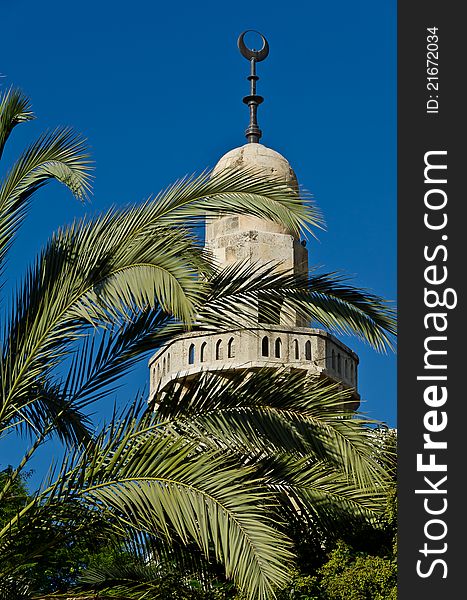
(0, 127), (92, 271)
(2, 403), (295, 599)
(1, 379), (93, 446)
(77, 546), (229, 598)
(194, 260), (396, 351)
(156, 369), (390, 492)
(278, 458), (387, 530)
(0, 495), (114, 580)
(1, 166), (327, 442)
(125, 166), (322, 237)
(291, 271), (397, 352)
(0, 87), (35, 160)
(0, 222), (203, 430)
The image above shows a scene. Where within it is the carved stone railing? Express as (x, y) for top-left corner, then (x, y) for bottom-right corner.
(148, 326), (359, 406)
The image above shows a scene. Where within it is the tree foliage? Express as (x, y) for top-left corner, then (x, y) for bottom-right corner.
(0, 86), (396, 599)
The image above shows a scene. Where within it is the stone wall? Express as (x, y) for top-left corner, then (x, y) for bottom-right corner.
(148, 326), (359, 406)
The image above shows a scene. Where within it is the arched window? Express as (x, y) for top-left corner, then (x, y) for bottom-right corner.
(188, 343), (195, 365)
(337, 353), (341, 374)
(275, 338), (282, 358)
(294, 339), (299, 360)
(331, 349), (336, 370)
(305, 340), (312, 361)
(157, 363), (160, 380)
(228, 337), (235, 358)
(216, 339), (223, 360)
(350, 362), (354, 382)
(200, 342), (207, 362)
(345, 359), (348, 378)
(162, 357), (166, 374)
(261, 336), (269, 357)
(167, 353), (170, 372)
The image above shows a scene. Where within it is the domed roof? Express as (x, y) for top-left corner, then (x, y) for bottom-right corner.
(213, 143), (298, 189)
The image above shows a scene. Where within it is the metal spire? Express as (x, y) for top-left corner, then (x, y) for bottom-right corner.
(238, 30), (269, 144)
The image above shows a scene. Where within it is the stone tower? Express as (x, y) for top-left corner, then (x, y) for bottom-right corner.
(148, 32), (359, 407)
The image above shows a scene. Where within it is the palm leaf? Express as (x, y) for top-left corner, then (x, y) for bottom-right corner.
(194, 260), (396, 351)
(0, 127), (92, 272)
(276, 458), (387, 530)
(0, 87), (35, 160)
(142, 167), (322, 237)
(156, 369), (390, 491)
(2, 403), (295, 599)
(1, 166), (321, 443)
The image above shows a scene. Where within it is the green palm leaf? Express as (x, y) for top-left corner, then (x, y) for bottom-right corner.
(0, 87), (35, 159)
(156, 369), (390, 492)
(2, 403), (295, 599)
(142, 167), (322, 237)
(194, 260), (396, 351)
(0, 125), (92, 274)
(1, 167), (319, 443)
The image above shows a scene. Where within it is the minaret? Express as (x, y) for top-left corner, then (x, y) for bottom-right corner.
(148, 32), (359, 407)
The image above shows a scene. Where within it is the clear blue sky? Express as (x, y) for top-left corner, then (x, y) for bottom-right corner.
(1, 0), (396, 484)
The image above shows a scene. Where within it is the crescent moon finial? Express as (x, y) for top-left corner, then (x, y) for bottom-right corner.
(237, 31), (269, 143)
(237, 30), (270, 62)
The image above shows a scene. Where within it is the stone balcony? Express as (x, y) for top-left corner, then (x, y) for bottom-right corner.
(148, 326), (360, 408)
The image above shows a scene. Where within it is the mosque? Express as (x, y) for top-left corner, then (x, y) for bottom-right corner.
(148, 32), (359, 408)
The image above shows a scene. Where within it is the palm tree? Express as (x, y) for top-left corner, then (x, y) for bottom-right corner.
(0, 87), (396, 599)
(1, 374), (393, 600)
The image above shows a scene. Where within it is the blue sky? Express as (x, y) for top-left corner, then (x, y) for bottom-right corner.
(0, 0), (396, 485)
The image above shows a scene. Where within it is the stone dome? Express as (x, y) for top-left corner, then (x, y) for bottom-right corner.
(208, 143), (300, 238)
(213, 143), (298, 189)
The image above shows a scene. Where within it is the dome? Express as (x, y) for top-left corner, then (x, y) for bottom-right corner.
(213, 143), (298, 189)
